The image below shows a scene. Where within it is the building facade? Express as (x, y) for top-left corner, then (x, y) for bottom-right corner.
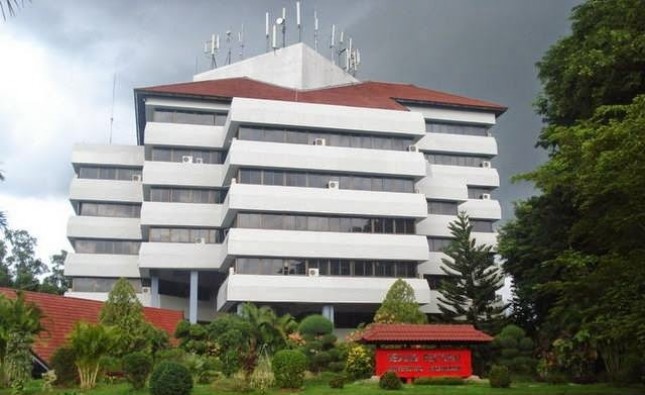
(64, 43), (505, 325)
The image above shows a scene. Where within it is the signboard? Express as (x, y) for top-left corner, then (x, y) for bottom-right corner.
(375, 348), (472, 379)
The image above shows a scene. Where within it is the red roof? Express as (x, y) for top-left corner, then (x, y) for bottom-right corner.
(138, 77), (506, 114)
(0, 288), (183, 365)
(359, 324), (493, 343)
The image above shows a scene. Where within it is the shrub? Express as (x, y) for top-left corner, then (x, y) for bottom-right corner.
(545, 372), (569, 384)
(272, 350), (308, 388)
(49, 347), (78, 386)
(155, 348), (187, 364)
(231, 370), (252, 393)
(298, 315), (333, 337)
(149, 361), (193, 395)
(413, 377), (465, 385)
(122, 352), (152, 390)
(250, 352), (274, 394)
(328, 361), (345, 373)
(345, 345), (373, 380)
(329, 375), (345, 389)
(489, 365), (512, 388)
(184, 353), (220, 384)
(379, 371), (402, 390)
(311, 351), (332, 372)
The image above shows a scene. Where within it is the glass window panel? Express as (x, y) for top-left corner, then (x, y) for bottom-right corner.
(372, 178), (383, 192)
(80, 203), (98, 216)
(294, 216), (307, 231)
(340, 218), (352, 232)
(330, 259), (342, 275)
(308, 173), (327, 189)
(153, 109), (174, 123)
(283, 215), (296, 230)
(328, 217), (341, 232)
(350, 135), (362, 148)
(214, 113), (227, 126)
(263, 214), (283, 229)
(471, 220), (494, 232)
(286, 172), (306, 187)
(286, 130), (308, 144)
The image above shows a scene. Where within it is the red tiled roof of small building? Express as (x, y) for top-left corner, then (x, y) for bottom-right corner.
(137, 77), (506, 114)
(0, 288), (183, 365)
(359, 324), (493, 343)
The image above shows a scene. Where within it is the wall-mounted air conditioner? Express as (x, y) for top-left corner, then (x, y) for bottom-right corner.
(195, 237), (206, 244)
(195, 157), (204, 164)
(327, 180), (339, 189)
(481, 161), (492, 168)
(132, 174), (142, 182)
(141, 287), (151, 294)
(480, 193), (491, 200)
(308, 268), (320, 277)
(182, 155), (193, 163)
(313, 138), (326, 146)
(407, 145), (419, 152)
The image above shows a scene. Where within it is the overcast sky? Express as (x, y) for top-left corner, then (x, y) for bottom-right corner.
(0, 0), (581, 263)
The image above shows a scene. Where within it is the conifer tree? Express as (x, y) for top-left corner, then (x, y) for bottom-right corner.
(438, 213), (505, 330)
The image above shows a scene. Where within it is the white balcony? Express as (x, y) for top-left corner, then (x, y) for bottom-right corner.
(67, 216), (142, 240)
(417, 252), (449, 275)
(72, 144), (144, 168)
(226, 139), (426, 178)
(415, 176), (468, 201)
(69, 178), (142, 203)
(226, 228), (429, 261)
(227, 183), (428, 219)
(144, 122), (224, 149)
(217, 274), (430, 311)
(406, 105), (497, 126)
(139, 242), (226, 270)
(64, 253), (140, 277)
(420, 290), (443, 314)
(428, 164), (500, 188)
(140, 202), (223, 227)
(228, 97), (426, 137)
(416, 215), (455, 238)
(417, 134), (497, 157)
(458, 199), (502, 220)
(143, 161), (224, 188)
(473, 232), (498, 249)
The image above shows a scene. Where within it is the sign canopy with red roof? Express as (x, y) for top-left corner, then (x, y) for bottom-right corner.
(359, 323), (493, 344)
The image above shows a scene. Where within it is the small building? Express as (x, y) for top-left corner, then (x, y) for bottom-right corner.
(0, 288), (183, 370)
(359, 323), (493, 380)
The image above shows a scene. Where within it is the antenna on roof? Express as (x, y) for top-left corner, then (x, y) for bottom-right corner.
(203, 33), (219, 69)
(313, 10), (319, 51)
(296, 1), (302, 42)
(275, 7), (286, 48)
(330, 24), (335, 64)
(265, 11), (270, 52)
(225, 29), (233, 65)
(109, 72), (116, 145)
(272, 23), (278, 50)
(238, 24), (245, 60)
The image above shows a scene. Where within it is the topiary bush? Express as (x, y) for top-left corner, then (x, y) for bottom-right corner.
(379, 371), (402, 390)
(298, 314), (333, 337)
(413, 377), (465, 385)
(272, 350), (308, 389)
(329, 375), (345, 389)
(49, 346), (78, 386)
(122, 351), (152, 390)
(489, 365), (512, 388)
(149, 361), (193, 395)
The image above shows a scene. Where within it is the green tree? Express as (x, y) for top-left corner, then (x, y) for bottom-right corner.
(438, 213), (505, 331)
(492, 324), (536, 375)
(99, 278), (153, 356)
(0, 292), (45, 388)
(2, 229), (47, 291)
(68, 322), (116, 389)
(374, 278), (427, 324)
(40, 250), (70, 295)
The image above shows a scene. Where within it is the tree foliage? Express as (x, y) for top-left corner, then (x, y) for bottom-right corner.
(68, 322), (116, 389)
(438, 213), (505, 331)
(374, 278), (426, 324)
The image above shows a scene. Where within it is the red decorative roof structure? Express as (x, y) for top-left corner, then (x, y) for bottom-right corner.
(137, 77), (506, 114)
(0, 288), (183, 366)
(359, 324), (493, 343)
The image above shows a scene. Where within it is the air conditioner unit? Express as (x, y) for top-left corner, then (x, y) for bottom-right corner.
(182, 155), (193, 163)
(231, 177), (237, 184)
(327, 180), (339, 189)
(141, 287), (151, 294)
(132, 174), (142, 182)
(313, 138), (326, 146)
(407, 145), (419, 152)
(486, 130), (493, 137)
(481, 161), (492, 168)
(308, 268), (320, 277)
(195, 157), (204, 164)
(480, 193), (491, 200)
(195, 237), (206, 244)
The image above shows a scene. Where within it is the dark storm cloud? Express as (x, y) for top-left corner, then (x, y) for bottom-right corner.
(3, 0), (581, 219)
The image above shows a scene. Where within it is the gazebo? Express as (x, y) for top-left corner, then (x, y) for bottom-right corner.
(358, 324), (493, 381)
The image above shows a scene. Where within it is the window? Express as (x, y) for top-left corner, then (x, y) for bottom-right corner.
(152, 108), (227, 126)
(74, 240), (140, 255)
(427, 200), (460, 215)
(149, 228), (224, 243)
(235, 258), (416, 278)
(424, 274), (445, 289)
(150, 148), (224, 164)
(234, 213), (415, 234)
(72, 278), (142, 293)
(79, 203), (141, 218)
(470, 220), (495, 233)
(467, 186), (495, 199)
(425, 153), (489, 167)
(78, 166), (142, 181)
(148, 187), (223, 203)
(428, 237), (453, 252)
(425, 122), (489, 136)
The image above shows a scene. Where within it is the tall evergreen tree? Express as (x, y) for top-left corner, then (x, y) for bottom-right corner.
(40, 250), (70, 295)
(438, 213), (505, 331)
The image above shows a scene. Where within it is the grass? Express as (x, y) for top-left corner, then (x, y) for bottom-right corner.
(1, 378), (643, 395)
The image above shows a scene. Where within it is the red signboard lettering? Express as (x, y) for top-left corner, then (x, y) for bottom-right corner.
(375, 348), (472, 379)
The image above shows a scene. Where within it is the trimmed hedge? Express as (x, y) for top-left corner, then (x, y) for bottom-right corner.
(379, 372), (402, 390)
(413, 377), (465, 385)
(149, 361), (193, 395)
(298, 315), (333, 337)
(272, 350), (308, 388)
(122, 352), (152, 390)
(489, 365), (512, 388)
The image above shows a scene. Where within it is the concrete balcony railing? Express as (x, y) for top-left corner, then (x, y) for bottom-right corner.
(140, 202), (223, 228)
(417, 134), (497, 157)
(64, 253), (140, 278)
(67, 216), (142, 240)
(142, 161), (224, 188)
(144, 122), (224, 149)
(69, 178), (142, 204)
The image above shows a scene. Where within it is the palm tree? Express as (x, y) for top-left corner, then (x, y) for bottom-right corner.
(68, 322), (116, 389)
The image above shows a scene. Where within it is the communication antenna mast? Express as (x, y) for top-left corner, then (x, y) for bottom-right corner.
(265, 11), (270, 52)
(330, 24), (335, 64)
(238, 24), (245, 60)
(296, 1), (302, 42)
(275, 7), (286, 48)
(109, 72), (116, 145)
(225, 30), (232, 65)
(272, 24), (278, 50)
(313, 10), (319, 51)
(203, 33), (219, 69)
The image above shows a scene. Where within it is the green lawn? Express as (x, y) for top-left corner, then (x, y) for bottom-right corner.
(3, 379), (643, 395)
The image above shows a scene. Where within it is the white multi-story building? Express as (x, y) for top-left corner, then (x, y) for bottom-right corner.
(65, 43), (505, 325)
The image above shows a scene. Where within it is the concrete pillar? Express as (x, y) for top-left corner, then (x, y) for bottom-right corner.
(150, 273), (160, 308)
(189, 270), (199, 324)
(322, 305), (335, 325)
